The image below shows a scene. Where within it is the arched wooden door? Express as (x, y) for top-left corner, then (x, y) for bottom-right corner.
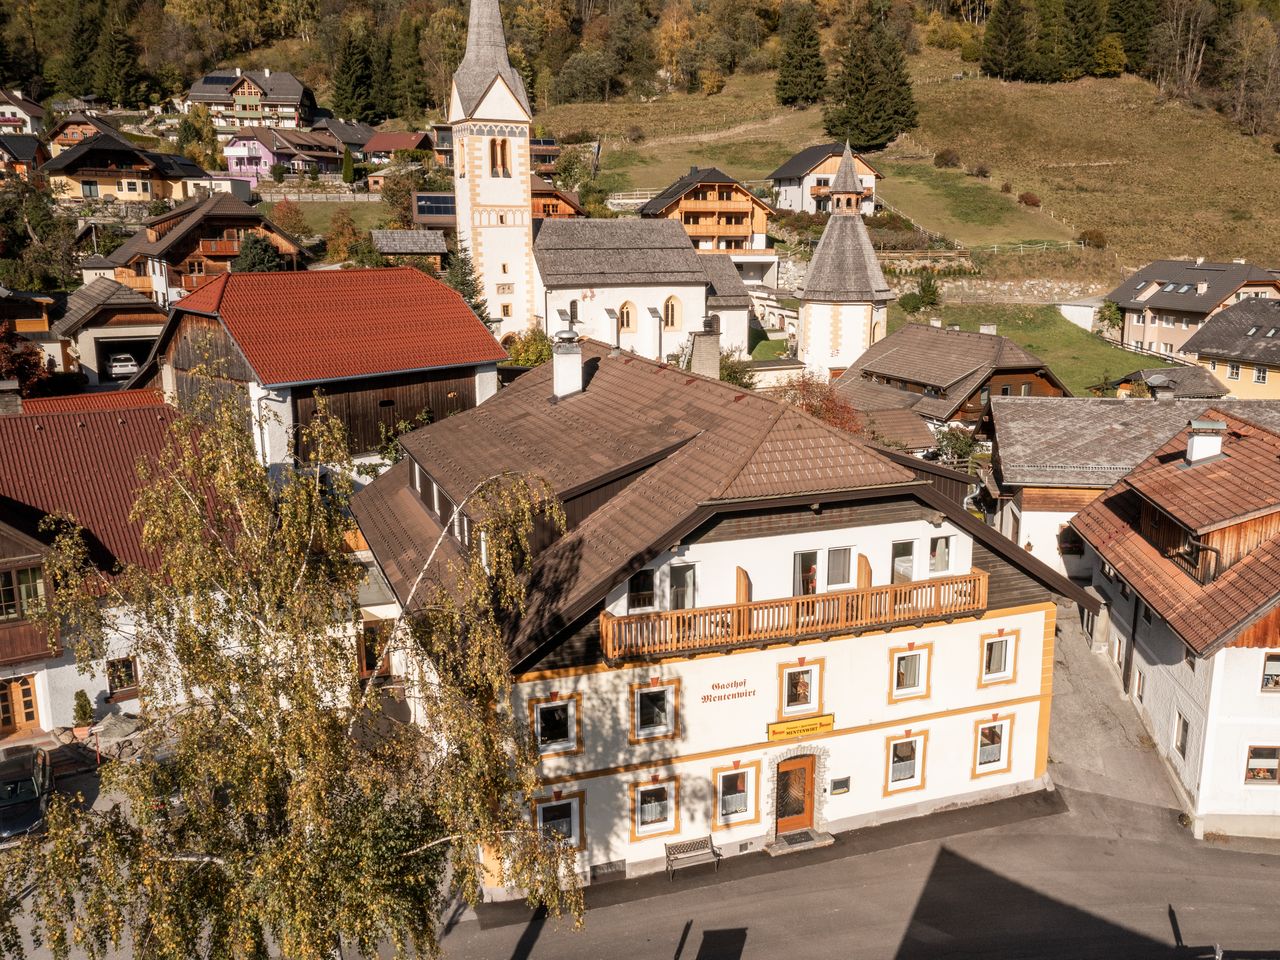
(776, 755), (815, 835)
(0, 676), (39, 736)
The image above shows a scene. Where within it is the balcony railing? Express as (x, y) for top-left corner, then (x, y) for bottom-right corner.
(680, 199), (753, 213)
(684, 221), (751, 237)
(198, 238), (241, 255)
(600, 568), (989, 661)
(117, 274), (153, 292)
(0, 621), (57, 667)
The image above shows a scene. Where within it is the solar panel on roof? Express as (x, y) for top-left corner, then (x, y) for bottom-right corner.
(205, 75), (238, 85)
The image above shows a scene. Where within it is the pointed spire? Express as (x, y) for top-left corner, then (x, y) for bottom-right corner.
(829, 142), (861, 206)
(452, 0), (531, 119)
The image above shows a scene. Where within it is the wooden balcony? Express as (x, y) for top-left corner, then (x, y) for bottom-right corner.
(599, 569), (989, 661)
(0, 621), (57, 667)
(684, 221), (751, 237)
(680, 199), (753, 214)
(198, 238), (241, 256)
(117, 274), (153, 293)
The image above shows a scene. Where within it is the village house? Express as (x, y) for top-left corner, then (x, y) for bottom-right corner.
(795, 145), (893, 380)
(532, 218), (751, 358)
(362, 131), (432, 165)
(0, 386), (176, 737)
(129, 267), (507, 471)
(975, 396), (1280, 577)
(0, 134), (47, 182)
(768, 142), (882, 216)
(1, 287), (60, 372)
(1095, 366), (1228, 400)
(411, 177), (584, 233)
(0, 89), (45, 135)
(429, 124), (454, 168)
(222, 127), (343, 185)
(532, 176), (586, 220)
(530, 137), (561, 175)
(1104, 259), (1280, 358)
(39, 133), (208, 204)
(1183, 298), (1280, 400)
(350, 336), (1093, 893)
(836, 322), (1068, 430)
(43, 113), (120, 157)
(96, 193), (303, 307)
(1072, 410), (1280, 839)
(182, 68), (315, 131)
(49, 278), (168, 385)
(311, 118), (376, 156)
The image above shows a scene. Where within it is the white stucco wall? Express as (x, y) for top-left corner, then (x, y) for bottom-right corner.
(475, 363), (499, 404)
(798, 300), (885, 374)
(247, 382), (294, 467)
(74, 324), (165, 385)
(542, 283), (715, 361)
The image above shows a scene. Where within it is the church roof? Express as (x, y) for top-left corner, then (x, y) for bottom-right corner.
(830, 142), (861, 193)
(798, 214), (890, 303)
(453, 0), (532, 119)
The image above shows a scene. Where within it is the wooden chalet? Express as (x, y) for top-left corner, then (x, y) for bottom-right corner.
(640, 166), (773, 253)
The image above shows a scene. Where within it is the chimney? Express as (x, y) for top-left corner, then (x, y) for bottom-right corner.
(1196, 281), (1208, 295)
(263, 68), (271, 78)
(1185, 419), (1225, 465)
(234, 67), (242, 77)
(1146, 375), (1174, 401)
(979, 322), (997, 336)
(1195, 256), (1205, 265)
(947, 323), (961, 331)
(690, 165), (698, 175)
(928, 317), (943, 328)
(1233, 258), (1246, 264)
(552, 328), (583, 399)
(0, 379), (20, 415)
(690, 315), (721, 380)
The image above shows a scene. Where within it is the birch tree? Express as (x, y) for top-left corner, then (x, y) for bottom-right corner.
(0, 376), (580, 959)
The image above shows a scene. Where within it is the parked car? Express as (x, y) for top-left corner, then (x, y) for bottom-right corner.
(0, 745), (53, 848)
(108, 353), (139, 379)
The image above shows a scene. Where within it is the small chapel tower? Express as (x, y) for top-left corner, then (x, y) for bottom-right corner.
(449, 0), (536, 340)
(796, 143), (892, 378)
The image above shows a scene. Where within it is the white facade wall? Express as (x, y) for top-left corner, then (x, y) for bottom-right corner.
(1197, 647), (1280, 835)
(246, 381), (294, 467)
(1016, 507), (1078, 578)
(475, 363), (499, 404)
(74, 324), (166, 385)
(773, 174), (876, 216)
(542, 282), (720, 360)
(798, 300), (886, 374)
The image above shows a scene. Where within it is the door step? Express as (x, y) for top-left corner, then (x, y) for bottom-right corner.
(764, 829), (835, 857)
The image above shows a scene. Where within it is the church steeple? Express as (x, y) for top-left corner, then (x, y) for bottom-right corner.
(451, 0), (531, 120)
(828, 142), (863, 215)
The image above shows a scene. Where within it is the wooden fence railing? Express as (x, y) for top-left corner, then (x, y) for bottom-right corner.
(600, 569), (988, 660)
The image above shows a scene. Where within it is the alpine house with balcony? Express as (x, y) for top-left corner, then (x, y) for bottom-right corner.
(351, 336), (1094, 894)
(1072, 410), (1280, 839)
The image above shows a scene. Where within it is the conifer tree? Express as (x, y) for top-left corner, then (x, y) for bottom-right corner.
(775, 0), (825, 106)
(52, 0), (101, 96)
(369, 30), (395, 120)
(1062, 0), (1105, 79)
(445, 244), (491, 326)
(390, 14), (428, 119)
(822, 13), (917, 151)
(1202, 0), (1243, 86)
(982, 0), (1033, 80)
(92, 10), (140, 107)
(1030, 0), (1067, 81)
(1105, 0), (1155, 73)
(341, 147), (355, 184)
(332, 30), (375, 122)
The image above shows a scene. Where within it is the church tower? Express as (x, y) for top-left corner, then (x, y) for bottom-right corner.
(796, 143), (892, 378)
(449, 0), (536, 341)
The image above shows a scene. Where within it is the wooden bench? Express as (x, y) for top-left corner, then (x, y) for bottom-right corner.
(664, 836), (722, 879)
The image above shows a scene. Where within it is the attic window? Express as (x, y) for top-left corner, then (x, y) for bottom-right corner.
(1248, 326), (1259, 336)
(1177, 284), (1191, 293)
(1268, 329), (1278, 338)
(1162, 283), (1177, 292)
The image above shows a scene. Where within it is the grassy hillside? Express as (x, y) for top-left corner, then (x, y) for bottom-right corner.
(886, 303), (1177, 395)
(542, 51), (1280, 268)
(258, 201), (388, 235)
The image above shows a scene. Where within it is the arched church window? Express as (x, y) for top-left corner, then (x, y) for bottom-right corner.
(489, 139), (500, 177)
(663, 297), (681, 331)
(619, 302), (635, 332)
(500, 138), (511, 177)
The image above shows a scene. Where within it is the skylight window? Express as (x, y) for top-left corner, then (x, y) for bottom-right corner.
(1267, 328), (1278, 338)
(1247, 326), (1259, 336)
(1178, 284), (1191, 293)
(1162, 283), (1177, 291)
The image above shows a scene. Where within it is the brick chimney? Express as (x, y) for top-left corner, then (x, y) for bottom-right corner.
(0, 379), (21, 415)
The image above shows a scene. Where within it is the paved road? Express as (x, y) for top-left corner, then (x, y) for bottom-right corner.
(438, 607), (1280, 959)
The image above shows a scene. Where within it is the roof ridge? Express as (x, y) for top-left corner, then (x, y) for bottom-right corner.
(708, 405), (787, 501)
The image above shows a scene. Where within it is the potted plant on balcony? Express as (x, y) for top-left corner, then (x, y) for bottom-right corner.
(72, 689), (95, 738)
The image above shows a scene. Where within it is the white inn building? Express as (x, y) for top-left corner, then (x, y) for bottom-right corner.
(1073, 410), (1280, 839)
(352, 338), (1093, 895)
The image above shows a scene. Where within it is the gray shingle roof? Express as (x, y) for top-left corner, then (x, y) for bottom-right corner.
(39, 132), (206, 179)
(639, 166), (743, 217)
(1182, 298), (1280, 365)
(1115, 366), (1228, 398)
(797, 213), (890, 302)
(829, 142), (861, 193)
(312, 118), (376, 149)
(108, 193), (299, 268)
(51, 278), (162, 338)
(1104, 260), (1278, 313)
(0, 134), (41, 163)
(0, 89), (43, 117)
(702, 254), (751, 310)
(534, 219), (708, 288)
(767, 142), (882, 182)
(370, 229), (447, 255)
(452, 0), (532, 119)
(187, 69), (309, 105)
(987, 395), (1280, 487)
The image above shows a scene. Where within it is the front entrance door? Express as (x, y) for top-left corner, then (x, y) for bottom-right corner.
(0, 676), (39, 737)
(776, 755), (815, 834)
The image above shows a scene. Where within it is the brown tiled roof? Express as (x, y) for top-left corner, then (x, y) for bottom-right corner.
(363, 131), (431, 153)
(1071, 408), (1280, 653)
(356, 340), (921, 662)
(21, 389), (164, 414)
(108, 193), (301, 268)
(862, 409), (936, 451)
(160, 267), (507, 387)
(1182, 298), (1280, 365)
(839, 324), (1063, 421)
(50, 277), (164, 338)
(1105, 259), (1278, 313)
(0, 404), (176, 570)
